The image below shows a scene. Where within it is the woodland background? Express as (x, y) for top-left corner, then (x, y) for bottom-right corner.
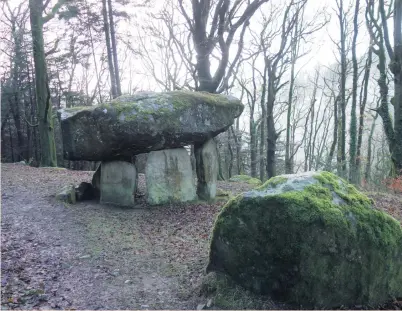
(1, 0), (401, 192)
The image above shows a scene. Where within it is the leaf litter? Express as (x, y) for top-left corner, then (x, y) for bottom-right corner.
(1, 163), (401, 310)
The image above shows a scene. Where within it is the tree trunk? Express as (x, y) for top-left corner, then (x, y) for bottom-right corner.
(227, 129), (234, 178)
(349, 0), (360, 183)
(285, 59), (295, 174)
(392, 0), (402, 174)
(325, 95), (339, 171)
(102, 0), (117, 98)
(335, 0), (348, 178)
(107, 0), (121, 96)
(365, 113), (379, 182)
(29, 0), (57, 167)
(356, 48), (372, 184)
(250, 119), (257, 177)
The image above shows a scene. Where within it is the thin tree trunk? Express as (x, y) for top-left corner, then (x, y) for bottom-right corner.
(393, 0), (402, 174)
(102, 0), (117, 98)
(365, 112), (379, 182)
(325, 95), (339, 171)
(356, 48), (373, 184)
(228, 129), (234, 178)
(266, 61), (277, 179)
(250, 119), (258, 177)
(338, 0), (347, 178)
(107, 0), (121, 96)
(349, 0), (360, 183)
(8, 120), (14, 162)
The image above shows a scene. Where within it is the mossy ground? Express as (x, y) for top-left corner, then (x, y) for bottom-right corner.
(229, 174), (262, 186)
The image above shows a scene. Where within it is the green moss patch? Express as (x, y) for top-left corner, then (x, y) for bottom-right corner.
(208, 171), (402, 309)
(229, 175), (262, 186)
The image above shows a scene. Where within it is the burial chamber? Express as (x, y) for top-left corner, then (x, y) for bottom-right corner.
(58, 91), (244, 206)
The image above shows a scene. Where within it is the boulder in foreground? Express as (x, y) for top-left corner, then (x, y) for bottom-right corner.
(207, 171), (402, 308)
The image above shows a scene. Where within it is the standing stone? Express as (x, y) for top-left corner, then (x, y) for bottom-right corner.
(92, 163), (101, 199)
(195, 139), (218, 200)
(100, 161), (137, 207)
(146, 148), (197, 205)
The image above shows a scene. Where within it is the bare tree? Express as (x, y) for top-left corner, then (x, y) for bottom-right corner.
(178, 0), (269, 93)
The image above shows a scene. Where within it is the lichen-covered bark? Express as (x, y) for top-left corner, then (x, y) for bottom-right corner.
(29, 0), (57, 167)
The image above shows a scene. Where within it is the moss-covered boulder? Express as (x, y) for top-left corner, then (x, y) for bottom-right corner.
(58, 91), (243, 161)
(229, 174), (262, 186)
(207, 171), (402, 308)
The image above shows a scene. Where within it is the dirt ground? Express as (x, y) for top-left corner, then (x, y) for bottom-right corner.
(1, 163), (402, 310)
(1, 163), (253, 310)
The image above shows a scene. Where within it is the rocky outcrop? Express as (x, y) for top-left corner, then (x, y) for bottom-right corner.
(100, 161), (137, 207)
(195, 139), (218, 200)
(207, 171), (402, 308)
(58, 91), (243, 161)
(146, 148), (197, 205)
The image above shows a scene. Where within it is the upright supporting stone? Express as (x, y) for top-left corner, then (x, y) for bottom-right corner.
(146, 148), (197, 205)
(195, 139), (218, 200)
(100, 161), (137, 207)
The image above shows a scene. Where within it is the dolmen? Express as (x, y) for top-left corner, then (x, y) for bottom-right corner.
(58, 91), (244, 207)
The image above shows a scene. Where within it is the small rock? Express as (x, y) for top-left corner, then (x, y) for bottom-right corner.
(38, 294), (49, 301)
(140, 305), (149, 309)
(124, 280), (132, 284)
(197, 303), (206, 310)
(56, 185), (76, 204)
(78, 255), (91, 259)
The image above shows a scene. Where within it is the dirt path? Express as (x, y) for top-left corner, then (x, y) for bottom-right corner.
(1, 164), (254, 310)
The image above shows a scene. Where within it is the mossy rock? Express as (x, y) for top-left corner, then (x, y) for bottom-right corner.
(207, 171), (402, 309)
(56, 184), (76, 204)
(58, 91), (243, 161)
(216, 188), (231, 197)
(229, 175), (262, 186)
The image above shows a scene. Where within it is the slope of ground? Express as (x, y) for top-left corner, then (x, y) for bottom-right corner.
(1, 164), (401, 310)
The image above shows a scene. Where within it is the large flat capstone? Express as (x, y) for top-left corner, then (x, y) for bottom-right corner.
(58, 91), (243, 161)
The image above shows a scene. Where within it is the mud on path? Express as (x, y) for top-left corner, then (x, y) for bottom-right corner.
(1, 163), (253, 310)
(2, 164), (402, 310)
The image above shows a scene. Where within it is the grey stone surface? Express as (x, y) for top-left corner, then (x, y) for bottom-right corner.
(56, 184), (76, 204)
(146, 148), (197, 205)
(100, 161), (137, 207)
(58, 91), (243, 161)
(195, 139), (218, 200)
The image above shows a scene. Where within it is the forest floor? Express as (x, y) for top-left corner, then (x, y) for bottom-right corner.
(1, 163), (402, 310)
